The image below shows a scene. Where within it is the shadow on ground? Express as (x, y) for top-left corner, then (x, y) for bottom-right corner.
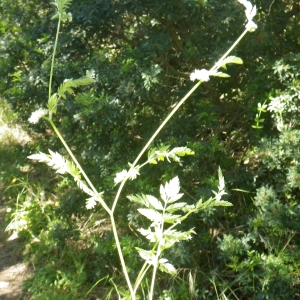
(0, 199), (31, 300)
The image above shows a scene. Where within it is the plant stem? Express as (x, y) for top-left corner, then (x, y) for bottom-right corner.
(133, 29), (248, 171)
(48, 14), (61, 105)
(210, 28), (248, 73)
(149, 204), (167, 300)
(48, 119), (111, 214)
(84, 275), (109, 298)
(110, 215), (135, 299)
(109, 28), (251, 298)
(133, 262), (151, 294)
(112, 28), (249, 214)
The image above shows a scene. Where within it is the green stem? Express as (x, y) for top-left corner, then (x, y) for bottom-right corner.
(46, 3), (132, 298)
(109, 28), (251, 298)
(149, 205), (167, 299)
(84, 275), (109, 298)
(48, 14), (61, 105)
(112, 28), (249, 216)
(111, 177), (127, 213)
(110, 215), (135, 299)
(48, 119), (111, 214)
(133, 263), (151, 294)
(111, 81), (201, 214)
(132, 81), (202, 168)
(210, 28), (248, 73)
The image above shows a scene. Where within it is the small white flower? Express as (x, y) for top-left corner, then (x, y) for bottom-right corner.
(238, 0), (257, 32)
(246, 20), (258, 32)
(73, 113), (81, 121)
(28, 108), (48, 124)
(114, 169), (128, 185)
(190, 69), (210, 82)
(81, 151), (87, 160)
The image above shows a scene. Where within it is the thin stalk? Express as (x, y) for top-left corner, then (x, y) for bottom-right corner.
(134, 28), (248, 169)
(148, 206), (166, 300)
(48, 14), (61, 103)
(48, 5), (131, 298)
(111, 28), (249, 217)
(84, 276), (109, 298)
(110, 215), (135, 299)
(111, 80), (201, 214)
(132, 81), (202, 169)
(48, 119), (111, 214)
(133, 240), (160, 294)
(109, 278), (122, 299)
(111, 177), (127, 213)
(133, 261), (151, 293)
(210, 28), (248, 73)
(108, 28), (251, 299)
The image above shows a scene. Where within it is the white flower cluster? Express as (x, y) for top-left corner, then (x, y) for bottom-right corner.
(114, 170), (128, 185)
(114, 167), (140, 185)
(238, 0), (257, 32)
(190, 69), (210, 82)
(28, 108), (48, 124)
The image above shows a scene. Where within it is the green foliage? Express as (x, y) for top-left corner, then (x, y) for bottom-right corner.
(2, 0), (300, 299)
(215, 54), (300, 299)
(147, 145), (195, 165)
(51, 0), (73, 22)
(252, 101), (268, 129)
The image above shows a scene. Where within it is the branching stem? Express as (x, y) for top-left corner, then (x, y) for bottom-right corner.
(44, 3), (252, 297)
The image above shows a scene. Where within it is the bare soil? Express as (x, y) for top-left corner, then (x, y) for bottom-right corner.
(0, 199), (30, 300)
(0, 118), (32, 299)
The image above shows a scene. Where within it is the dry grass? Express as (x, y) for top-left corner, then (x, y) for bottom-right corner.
(0, 99), (31, 146)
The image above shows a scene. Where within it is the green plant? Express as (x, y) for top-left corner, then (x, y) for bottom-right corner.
(252, 101), (268, 129)
(25, 0), (258, 298)
(215, 51), (300, 299)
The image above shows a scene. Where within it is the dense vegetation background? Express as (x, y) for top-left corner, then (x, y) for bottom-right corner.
(1, 0), (300, 299)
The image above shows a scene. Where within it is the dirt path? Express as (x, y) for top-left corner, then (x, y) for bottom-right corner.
(0, 198), (30, 300)
(0, 117), (32, 299)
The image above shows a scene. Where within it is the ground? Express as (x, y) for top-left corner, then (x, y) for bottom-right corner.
(0, 113), (31, 299)
(0, 198), (30, 300)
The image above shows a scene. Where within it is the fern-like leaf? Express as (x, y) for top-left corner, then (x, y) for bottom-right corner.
(51, 0), (73, 21)
(218, 56), (243, 69)
(160, 176), (183, 204)
(158, 258), (177, 275)
(28, 150), (81, 180)
(47, 93), (59, 114)
(57, 77), (96, 99)
(148, 145), (194, 164)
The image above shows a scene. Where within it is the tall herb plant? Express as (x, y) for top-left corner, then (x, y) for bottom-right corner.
(27, 0), (257, 298)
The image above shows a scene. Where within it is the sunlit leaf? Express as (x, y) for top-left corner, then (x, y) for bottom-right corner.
(86, 192), (104, 209)
(135, 247), (156, 265)
(166, 202), (188, 213)
(114, 169), (127, 185)
(28, 152), (50, 163)
(28, 151), (101, 202)
(220, 56), (243, 67)
(147, 195), (163, 210)
(127, 164), (140, 180)
(127, 194), (150, 207)
(158, 258), (177, 275)
(210, 72), (230, 78)
(127, 194), (162, 209)
(75, 178), (94, 197)
(138, 227), (160, 242)
(137, 208), (162, 223)
(28, 150), (73, 175)
(212, 199), (233, 207)
(160, 176), (182, 203)
(163, 213), (182, 224)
